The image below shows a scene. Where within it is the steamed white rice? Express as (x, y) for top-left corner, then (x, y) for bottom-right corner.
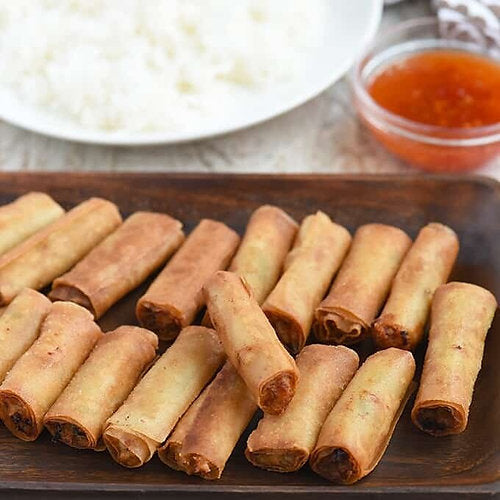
(0, 0), (326, 133)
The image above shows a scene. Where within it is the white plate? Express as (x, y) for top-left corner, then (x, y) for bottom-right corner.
(0, 0), (382, 146)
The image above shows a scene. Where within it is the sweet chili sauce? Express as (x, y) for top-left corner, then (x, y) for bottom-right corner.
(363, 50), (500, 172)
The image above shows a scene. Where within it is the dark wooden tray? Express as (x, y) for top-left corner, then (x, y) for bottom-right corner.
(0, 173), (498, 499)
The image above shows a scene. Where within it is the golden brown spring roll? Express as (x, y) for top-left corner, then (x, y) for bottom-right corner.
(0, 302), (102, 441)
(263, 212), (351, 353)
(159, 362), (257, 480)
(0, 192), (64, 256)
(411, 282), (497, 436)
(44, 326), (158, 450)
(136, 219), (240, 340)
(103, 326), (225, 468)
(0, 288), (52, 383)
(246, 345), (359, 473)
(314, 224), (411, 345)
(310, 348), (415, 484)
(50, 212), (185, 318)
(201, 205), (298, 327)
(204, 271), (299, 415)
(372, 223), (459, 350)
(157, 382), (211, 472)
(0, 198), (122, 305)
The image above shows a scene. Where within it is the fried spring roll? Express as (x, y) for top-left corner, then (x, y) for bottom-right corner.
(411, 282), (497, 436)
(159, 362), (257, 480)
(246, 345), (359, 473)
(204, 271), (299, 415)
(202, 205), (298, 327)
(0, 289), (52, 383)
(0, 192), (64, 256)
(44, 326), (158, 450)
(314, 224), (411, 345)
(136, 219), (240, 340)
(158, 383), (211, 472)
(263, 212), (351, 353)
(0, 302), (102, 441)
(0, 198), (122, 305)
(372, 223), (459, 350)
(103, 326), (225, 468)
(310, 348), (415, 484)
(50, 212), (185, 318)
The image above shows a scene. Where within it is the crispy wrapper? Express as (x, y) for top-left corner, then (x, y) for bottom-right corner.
(136, 219), (240, 340)
(204, 271), (299, 415)
(0, 198), (122, 305)
(263, 212), (351, 353)
(159, 362), (257, 480)
(158, 383), (211, 472)
(246, 345), (359, 473)
(103, 326), (225, 468)
(44, 326), (158, 450)
(0, 289), (52, 383)
(310, 348), (415, 484)
(314, 224), (411, 345)
(202, 205), (298, 327)
(411, 282), (497, 436)
(0, 192), (64, 256)
(372, 223), (459, 350)
(50, 212), (185, 318)
(0, 302), (102, 441)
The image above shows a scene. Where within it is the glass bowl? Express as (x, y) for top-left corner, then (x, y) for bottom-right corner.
(352, 17), (500, 172)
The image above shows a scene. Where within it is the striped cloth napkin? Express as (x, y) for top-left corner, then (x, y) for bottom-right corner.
(432, 0), (500, 56)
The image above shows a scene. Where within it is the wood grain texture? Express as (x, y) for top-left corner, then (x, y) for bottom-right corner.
(0, 172), (498, 499)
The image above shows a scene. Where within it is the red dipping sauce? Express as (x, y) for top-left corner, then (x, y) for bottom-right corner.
(369, 50), (500, 129)
(356, 48), (500, 172)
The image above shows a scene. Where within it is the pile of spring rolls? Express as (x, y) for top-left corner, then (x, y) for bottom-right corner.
(0, 192), (496, 485)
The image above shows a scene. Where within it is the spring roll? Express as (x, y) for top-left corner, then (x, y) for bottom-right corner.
(411, 282), (497, 436)
(0, 289), (52, 383)
(50, 212), (185, 318)
(202, 205), (298, 327)
(0, 192), (64, 256)
(103, 326), (225, 468)
(246, 344), (359, 473)
(159, 362), (257, 480)
(310, 348), (415, 484)
(204, 271), (299, 415)
(0, 302), (102, 441)
(136, 219), (240, 340)
(0, 198), (122, 305)
(157, 383), (211, 472)
(44, 326), (158, 450)
(263, 212), (351, 353)
(314, 224), (411, 345)
(372, 223), (459, 350)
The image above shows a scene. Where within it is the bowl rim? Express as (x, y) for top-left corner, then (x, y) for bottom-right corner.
(351, 16), (500, 147)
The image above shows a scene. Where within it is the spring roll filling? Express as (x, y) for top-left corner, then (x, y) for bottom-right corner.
(320, 311), (366, 344)
(247, 448), (307, 472)
(161, 442), (186, 471)
(104, 428), (155, 468)
(49, 286), (93, 316)
(185, 453), (218, 479)
(137, 302), (182, 339)
(372, 318), (410, 349)
(414, 405), (461, 435)
(47, 420), (91, 448)
(314, 447), (360, 484)
(260, 371), (297, 415)
(264, 310), (303, 354)
(0, 393), (36, 439)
